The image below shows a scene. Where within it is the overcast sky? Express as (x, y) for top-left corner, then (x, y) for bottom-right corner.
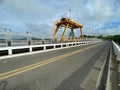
(0, 0), (120, 38)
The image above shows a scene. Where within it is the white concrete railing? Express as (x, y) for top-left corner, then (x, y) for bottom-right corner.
(0, 40), (52, 47)
(94, 47), (111, 90)
(112, 41), (120, 72)
(0, 41), (101, 57)
(112, 41), (120, 61)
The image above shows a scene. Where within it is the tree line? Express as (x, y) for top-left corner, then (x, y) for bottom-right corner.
(112, 35), (120, 44)
(83, 34), (120, 44)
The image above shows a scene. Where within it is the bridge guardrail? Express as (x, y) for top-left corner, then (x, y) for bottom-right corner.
(112, 41), (120, 72)
(0, 41), (101, 58)
(95, 47), (111, 90)
(112, 41), (120, 61)
(112, 41), (120, 89)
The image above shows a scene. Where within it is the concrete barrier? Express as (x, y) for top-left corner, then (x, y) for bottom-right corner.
(94, 48), (111, 90)
(0, 40), (102, 59)
(112, 41), (120, 61)
(112, 41), (120, 72)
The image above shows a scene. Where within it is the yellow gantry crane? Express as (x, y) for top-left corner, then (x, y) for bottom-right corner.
(53, 17), (83, 42)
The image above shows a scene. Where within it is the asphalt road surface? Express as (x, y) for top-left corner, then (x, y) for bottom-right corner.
(0, 41), (111, 90)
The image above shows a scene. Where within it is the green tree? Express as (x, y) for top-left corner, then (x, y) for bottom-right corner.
(113, 35), (120, 43)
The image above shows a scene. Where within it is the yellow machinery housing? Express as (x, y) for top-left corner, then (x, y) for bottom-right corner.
(53, 17), (83, 42)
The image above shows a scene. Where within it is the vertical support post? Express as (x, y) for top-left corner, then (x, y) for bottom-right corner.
(5, 29), (7, 47)
(26, 31), (31, 45)
(80, 28), (83, 40)
(5, 29), (12, 47)
(61, 43), (63, 48)
(61, 24), (68, 41)
(8, 47), (12, 55)
(29, 47), (32, 52)
(53, 25), (60, 40)
(66, 43), (69, 47)
(26, 31), (29, 45)
(29, 32), (32, 45)
(71, 28), (75, 41)
(54, 44), (55, 49)
(44, 45), (46, 50)
(9, 29), (12, 46)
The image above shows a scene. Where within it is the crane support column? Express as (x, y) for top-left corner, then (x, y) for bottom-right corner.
(71, 28), (75, 40)
(52, 18), (83, 42)
(80, 28), (83, 39)
(53, 25), (60, 40)
(61, 24), (68, 41)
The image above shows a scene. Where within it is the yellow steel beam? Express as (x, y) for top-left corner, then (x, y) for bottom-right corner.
(61, 24), (68, 41)
(53, 25), (60, 40)
(80, 28), (83, 39)
(56, 18), (83, 29)
(68, 19), (83, 28)
(53, 18), (83, 42)
(71, 28), (75, 40)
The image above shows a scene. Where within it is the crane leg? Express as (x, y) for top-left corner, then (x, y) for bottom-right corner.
(61, 24), (68, 41)
(53, 25), (60, 40)
(80, 28), (83, 40)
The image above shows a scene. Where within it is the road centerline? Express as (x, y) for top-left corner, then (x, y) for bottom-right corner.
(0, 43), (101, 80)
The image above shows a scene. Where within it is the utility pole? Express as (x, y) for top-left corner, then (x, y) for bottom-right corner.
(5, 29), (7, 47)
(5, 28), (12, 46)
(67, 9), (71, 19)
(26, 31), (31, 45)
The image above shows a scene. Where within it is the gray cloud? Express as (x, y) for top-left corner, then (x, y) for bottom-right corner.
(1, 0), (120, 36)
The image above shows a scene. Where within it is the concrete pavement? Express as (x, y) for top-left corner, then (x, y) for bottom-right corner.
(0, 41), (111, 90)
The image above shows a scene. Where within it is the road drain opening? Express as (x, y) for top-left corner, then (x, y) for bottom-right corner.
(12, 48), (29, 54)
(32, 47), (44, 51)
(46, 46), (54, 49)
(0, 50), (8, 56)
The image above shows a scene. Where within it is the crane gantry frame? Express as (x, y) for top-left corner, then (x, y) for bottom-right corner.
(53, 17), (83, 42)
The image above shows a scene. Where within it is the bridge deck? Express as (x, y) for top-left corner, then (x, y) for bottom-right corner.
(0, 41), (110, 90)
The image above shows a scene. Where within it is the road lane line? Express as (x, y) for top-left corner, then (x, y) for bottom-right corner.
(0, 43), (101, 80)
